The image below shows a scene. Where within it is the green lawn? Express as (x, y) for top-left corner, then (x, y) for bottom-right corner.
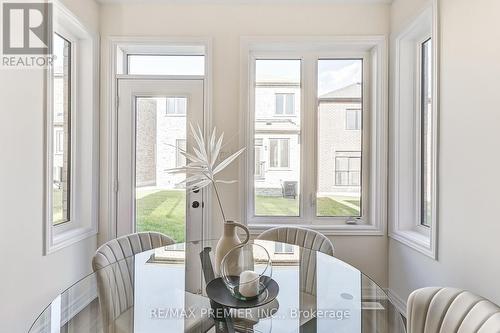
(52, 188), (64, 224)
(136, 190), (360, 241)
(255, 195), (360, 217)
(136, 190), (186, 242)
(316, 197), (359, 216)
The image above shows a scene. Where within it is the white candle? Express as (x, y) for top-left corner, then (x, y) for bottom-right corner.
(239, 270), (260, 298)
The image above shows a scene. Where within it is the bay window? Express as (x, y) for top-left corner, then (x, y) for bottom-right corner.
(242, 37), (387, 234)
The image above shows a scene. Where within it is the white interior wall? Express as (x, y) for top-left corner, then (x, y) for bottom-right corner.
(0, 0), (100, 331)
(389, 0), (500, 308)
(99, 2), (390, 287)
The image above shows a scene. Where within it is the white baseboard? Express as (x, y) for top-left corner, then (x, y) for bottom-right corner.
(387, 288), (407, 317)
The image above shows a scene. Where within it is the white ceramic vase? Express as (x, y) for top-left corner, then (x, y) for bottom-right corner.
(214, 220), (250, 276)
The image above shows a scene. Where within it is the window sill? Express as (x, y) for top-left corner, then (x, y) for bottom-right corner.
(389, 228), (436, 259)
(248, 222), (384, 236)
(46, 225), (97, 255)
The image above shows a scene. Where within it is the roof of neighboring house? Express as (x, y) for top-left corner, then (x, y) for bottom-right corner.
(319, 82), (361, 100)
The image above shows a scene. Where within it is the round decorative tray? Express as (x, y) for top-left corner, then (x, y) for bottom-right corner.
(206, 277), (279, 308)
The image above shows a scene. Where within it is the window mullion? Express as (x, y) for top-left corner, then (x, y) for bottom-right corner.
(302, 55), (316, 223)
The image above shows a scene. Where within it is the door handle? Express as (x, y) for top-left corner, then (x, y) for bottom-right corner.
(192, 201), (200, 208)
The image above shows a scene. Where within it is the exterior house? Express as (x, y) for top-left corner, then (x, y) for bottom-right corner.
(135, 97), (187, 191)
(253, 82), (362, 203)
(132, 83), (361, 205)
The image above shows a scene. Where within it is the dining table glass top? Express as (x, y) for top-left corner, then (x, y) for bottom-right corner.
(29, 239), (405, 333)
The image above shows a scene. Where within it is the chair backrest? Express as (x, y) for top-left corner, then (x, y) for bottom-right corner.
(257, 226), (334, 256)
(92, 232), (175, 332)
(407, 287), (500, 333)
(257, 227), (334, 295)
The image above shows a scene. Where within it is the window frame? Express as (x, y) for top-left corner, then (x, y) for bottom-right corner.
(240, 36), (387, 236)
(45, 2), (99, 254)
(389, 3), (438, 259)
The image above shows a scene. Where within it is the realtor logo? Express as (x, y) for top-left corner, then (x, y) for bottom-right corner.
(2, 2), (52, 55)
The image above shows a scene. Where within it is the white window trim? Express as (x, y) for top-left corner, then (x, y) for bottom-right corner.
(240, 36), (388, 236)
(44, 1), (99, 254)
(389, 1), (439, 259)
(106, 36), (213, 242)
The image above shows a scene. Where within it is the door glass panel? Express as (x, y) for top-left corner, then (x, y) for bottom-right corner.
(254, 59), (301, 216)
(135, 97), (187, 242)
(317, 59), (363, 217)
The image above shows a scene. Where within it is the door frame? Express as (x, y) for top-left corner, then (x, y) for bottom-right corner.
(105, 36), (213, 243)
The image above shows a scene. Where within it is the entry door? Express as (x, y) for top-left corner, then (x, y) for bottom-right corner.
(117, 79), (205, 243)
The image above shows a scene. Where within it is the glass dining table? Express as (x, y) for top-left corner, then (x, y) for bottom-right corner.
(29, 239), (405, 333)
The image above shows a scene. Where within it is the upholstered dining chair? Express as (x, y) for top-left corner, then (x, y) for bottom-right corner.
(257, 226), (334, 256)
(407, 287), (500, 333)
(257, 226), (334, 300)
(92, 232), (175, 333)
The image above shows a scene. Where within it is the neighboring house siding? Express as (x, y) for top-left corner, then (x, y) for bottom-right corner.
(318, 99), (362, 195)
(136, 98), (157, 187)
(135, 97), (187, 190)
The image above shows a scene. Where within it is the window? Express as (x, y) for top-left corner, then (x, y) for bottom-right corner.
(275, 93), (295, 115)
(128, 55), (205, 75)
(176, 139), (187, 167)
(45, 2), (99, 254)
(254, 138), (264, 179)
(243, 37), (386, 234)
(346, 109), (361, 130)
(253, 60), (301, 217)
(335, 154), (361, 186)
(166, 97), (187, 115)
(269, 138), (290, 168)
(274, 242), (295, 254)
(317, 59), (363, 217)
(420, 38), (433, 227)
(55, 129), (64, 154)
(390, 5), (437, 258)
(52, 33), (72, 226)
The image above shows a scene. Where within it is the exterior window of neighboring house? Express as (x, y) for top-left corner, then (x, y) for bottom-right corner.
(269, 138), (290, 168)
(274, 242), (294, 254)
(254, 138), (264, 179)
(176, 139), (187, 167)
(335, 153), (361, 186)
(275, 93), (295, 115)
(52, 33), (72, 226)
(55, 129), (64, 154)
(345, 109), (361, 130)
(420, 38), (433, 227)
(166, 97), (187, 115)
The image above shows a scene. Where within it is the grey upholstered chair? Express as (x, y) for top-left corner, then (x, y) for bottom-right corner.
(407, 287), (500, 333)
(92, 232), (175, 333)
(257, 226), (334, 298)
(257, 226), (334, 256)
